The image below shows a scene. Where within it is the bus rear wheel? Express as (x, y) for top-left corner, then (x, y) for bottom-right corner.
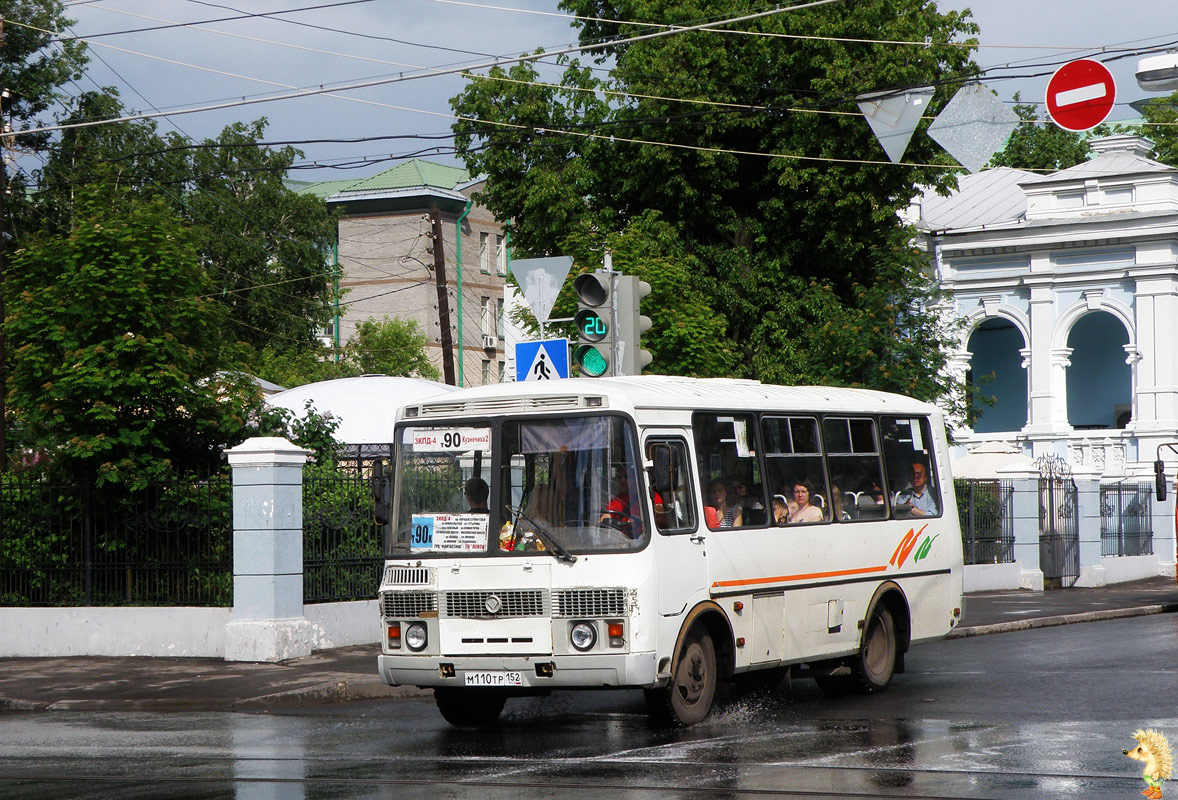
(646, 628), (717, 726)
(813, 606), (897, 696)
(434, 687), (506, 728)
(852, 605), (897, 693)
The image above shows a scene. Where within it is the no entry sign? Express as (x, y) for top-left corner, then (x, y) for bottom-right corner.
(1045, 59), (1116, 131)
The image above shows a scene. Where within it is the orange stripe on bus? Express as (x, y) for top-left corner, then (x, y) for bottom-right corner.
(711, 564), (888, 589)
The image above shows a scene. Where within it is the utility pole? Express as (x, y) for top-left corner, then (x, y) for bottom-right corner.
(430, 205), (456, 385)
(0, 82), (8, 472)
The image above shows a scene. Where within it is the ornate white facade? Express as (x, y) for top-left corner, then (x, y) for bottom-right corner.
(914, 135), (1178, 480)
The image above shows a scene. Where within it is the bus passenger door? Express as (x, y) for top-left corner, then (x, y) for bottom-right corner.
(646, 436), (709, 616)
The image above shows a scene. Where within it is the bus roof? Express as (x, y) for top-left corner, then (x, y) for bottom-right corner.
(400, 376), (939, 422)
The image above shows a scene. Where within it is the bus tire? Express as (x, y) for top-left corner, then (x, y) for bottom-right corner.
(852, 605), (896, 693)
(434, 687), (506, 729)
(645, 627), (717, 726)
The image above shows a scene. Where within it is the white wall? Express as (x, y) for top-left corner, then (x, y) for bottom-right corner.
(0, 602), (380, 659)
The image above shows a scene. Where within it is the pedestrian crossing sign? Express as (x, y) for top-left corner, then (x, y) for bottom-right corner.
(515, 338), (569, 382)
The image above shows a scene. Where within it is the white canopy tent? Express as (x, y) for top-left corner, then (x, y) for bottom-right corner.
(951, 441), (1036, 479)
(265, 375), (456, 445)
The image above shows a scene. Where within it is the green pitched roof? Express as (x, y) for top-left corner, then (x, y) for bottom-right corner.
(296, 159), (471, 199)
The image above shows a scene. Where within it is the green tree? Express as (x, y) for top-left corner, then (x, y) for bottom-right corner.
(4, 181), (260, 487)
(988, 94), (1092, 171)
(451, 0), (978, 399)
(1140, 91), (1178, 167)
(1, 0), (93, 468)
(345, 317), (441, 380)
(185, 119), (339, 351)
(250, 344), (361, 389)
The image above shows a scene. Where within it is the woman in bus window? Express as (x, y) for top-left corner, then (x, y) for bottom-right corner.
(787, 480), (824, 524)
(705, 480), (742, 529)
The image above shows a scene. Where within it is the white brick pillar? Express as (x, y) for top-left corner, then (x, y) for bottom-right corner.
(224, 437), (314, 662)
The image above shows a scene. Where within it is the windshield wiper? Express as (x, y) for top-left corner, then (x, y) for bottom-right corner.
(508, 505), (577, 564)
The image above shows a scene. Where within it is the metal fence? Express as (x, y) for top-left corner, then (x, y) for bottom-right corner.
(1100, 482), (1153, 557)
(302, 452), (386, 604)
(1, 450), (389, 607)
(954, 478), (1015, 565)
(0, 471), (233, 607)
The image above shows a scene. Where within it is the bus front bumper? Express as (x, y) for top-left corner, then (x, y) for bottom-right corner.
(378, 651), (658, 689)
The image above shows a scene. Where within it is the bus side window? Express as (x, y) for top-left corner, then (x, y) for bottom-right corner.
(646, 439), (696, 533)
(823, 417), (887, 522)
(693, 413), (760, 530)
(882, 416), (942, 519)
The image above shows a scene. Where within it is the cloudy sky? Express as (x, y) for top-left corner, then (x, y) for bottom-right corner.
(43, 0), (1178, 183)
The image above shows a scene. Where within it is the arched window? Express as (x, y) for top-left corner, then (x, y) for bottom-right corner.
(967, 318), (1027, 433)
(1066, 311), (1131, 429)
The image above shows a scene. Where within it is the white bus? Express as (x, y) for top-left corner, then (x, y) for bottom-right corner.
(376, 376), (963, 727)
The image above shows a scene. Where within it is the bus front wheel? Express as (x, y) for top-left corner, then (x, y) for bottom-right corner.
(434, 687), (506, 728)
(646, 628), (717, 726)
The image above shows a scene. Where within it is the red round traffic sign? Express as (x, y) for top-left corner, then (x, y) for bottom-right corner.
(1045, 59), (1116, 132)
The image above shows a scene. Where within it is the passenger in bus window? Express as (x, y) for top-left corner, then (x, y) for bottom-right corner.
(772, 494), (791, 525)
(829, 484), (852, 521)
(464, 478), (490, 513)
(787, 480), (824, 524)
(734, 480), (763, 512)
(704, 480), (742, 529)
(602, 469), (659, 537)
(894, 461), (939, 517)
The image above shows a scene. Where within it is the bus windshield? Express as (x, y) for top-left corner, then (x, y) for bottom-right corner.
(390, 414), (648, 557)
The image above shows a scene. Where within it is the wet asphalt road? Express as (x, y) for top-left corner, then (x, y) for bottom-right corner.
(2, 613), (1176, 799)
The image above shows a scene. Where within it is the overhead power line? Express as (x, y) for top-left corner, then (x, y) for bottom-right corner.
(4, 0), (846, 139)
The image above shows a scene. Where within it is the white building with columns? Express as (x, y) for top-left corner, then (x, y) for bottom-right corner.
(915, 134), (1178, 477)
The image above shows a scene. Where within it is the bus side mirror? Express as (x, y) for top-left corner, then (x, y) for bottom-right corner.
(1155, 459), (1167, 502)
(373, 460), (392, 525)
(650, 444), (673, 496)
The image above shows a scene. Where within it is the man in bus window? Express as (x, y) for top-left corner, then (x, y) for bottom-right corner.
(464, 478), (490, 513)
(895, 461), (939, 517)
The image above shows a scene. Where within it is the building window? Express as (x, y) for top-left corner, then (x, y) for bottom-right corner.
(479, 232), (490, 274)
(495, 234), (507, 276)
(496, 297), (504, 339)
(482, 359), (491, 385)
(498, 361), (505, 383)
(481, 296), (492, 337)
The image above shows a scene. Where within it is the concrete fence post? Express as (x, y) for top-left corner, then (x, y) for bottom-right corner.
(1009, 476), (1044, 590)
(1074, 478), (1106, 587)
(224, 436), (313, 662)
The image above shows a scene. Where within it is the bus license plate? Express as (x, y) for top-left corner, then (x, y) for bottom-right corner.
(464, 670), (523, 687)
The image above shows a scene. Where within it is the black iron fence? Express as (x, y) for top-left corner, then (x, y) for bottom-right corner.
(954, 478), (1015, 565)
(302, 454), (385, 604)
(0, 471), (233, 607)
(1100, 482), (1153, 557)
(1, 451), (389, 607)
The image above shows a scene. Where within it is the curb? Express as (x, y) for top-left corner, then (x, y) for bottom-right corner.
(947, 603), (1178, 639)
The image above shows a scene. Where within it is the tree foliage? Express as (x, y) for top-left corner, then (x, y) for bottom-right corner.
(345, 317), (441, 380)
(450, 0), (979, 401)
(1140, 91), (1178, 167)
(987, 95), (1092, 171)
(4, 182), (260, 487)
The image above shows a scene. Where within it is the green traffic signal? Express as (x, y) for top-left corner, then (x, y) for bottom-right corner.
(573, 344), (609, 377)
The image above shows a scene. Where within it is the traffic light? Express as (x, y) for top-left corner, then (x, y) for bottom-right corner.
(615, 275), (652, 376)
(572, 271), (614, 377)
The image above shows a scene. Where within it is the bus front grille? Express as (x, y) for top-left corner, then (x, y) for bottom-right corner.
(443, 590), (547, 618)
(381, 591), (437, 618)
(553, 588), (627, 618)
(384, 566), (431, 586)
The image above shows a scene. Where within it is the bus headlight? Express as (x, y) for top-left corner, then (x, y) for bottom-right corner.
(570, 621), (597, 651)
(405, 622), (428, 652)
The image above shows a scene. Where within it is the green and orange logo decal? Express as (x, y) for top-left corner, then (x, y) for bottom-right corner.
(890, 524), (939, 568)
